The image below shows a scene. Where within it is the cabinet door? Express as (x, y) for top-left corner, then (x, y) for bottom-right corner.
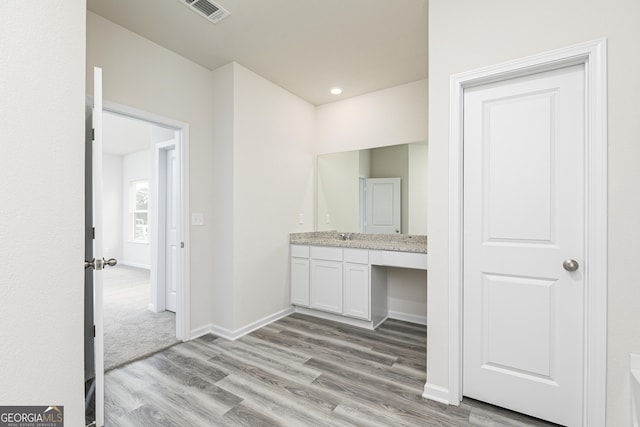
(291, 257), (310, 307)
(343, 263), (370, 320)
(310, 260), (343, 314)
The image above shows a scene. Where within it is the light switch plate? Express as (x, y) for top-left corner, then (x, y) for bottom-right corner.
(191, 213), (204, 226)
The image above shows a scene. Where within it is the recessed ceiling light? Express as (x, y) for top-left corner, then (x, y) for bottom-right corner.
(330, 87), (343, 95)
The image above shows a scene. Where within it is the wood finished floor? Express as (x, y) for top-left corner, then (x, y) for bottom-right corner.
(105, 313), (557, 426)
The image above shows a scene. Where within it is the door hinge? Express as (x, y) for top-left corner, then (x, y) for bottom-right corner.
(93, 325), (96, 337)
(92, 227), (95, 239)
(92, 128), (95, 141)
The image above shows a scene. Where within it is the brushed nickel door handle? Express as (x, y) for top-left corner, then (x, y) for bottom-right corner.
(84, 258), (118, 270)
(563, 259), (579, 272)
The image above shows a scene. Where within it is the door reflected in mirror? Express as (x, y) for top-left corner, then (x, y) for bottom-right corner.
(316, 142), (427, 234)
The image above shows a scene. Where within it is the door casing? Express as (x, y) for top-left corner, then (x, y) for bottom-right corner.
(103, 100), (191, 341)
(154, 142), (179, 314)
(441, 38), (608, 425)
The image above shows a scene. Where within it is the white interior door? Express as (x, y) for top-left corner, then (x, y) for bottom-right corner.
(165, 147), (178, 312)
(364, 177), (401, 234)
(463, 64), (585, 426)
(92, 66), (105, 427)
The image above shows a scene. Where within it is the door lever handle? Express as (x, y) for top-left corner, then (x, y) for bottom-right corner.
(84, 258), (118, 270)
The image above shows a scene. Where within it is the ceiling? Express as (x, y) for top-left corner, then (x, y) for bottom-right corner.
(103, 111), (152, 155)
(87, 0), (428, 105)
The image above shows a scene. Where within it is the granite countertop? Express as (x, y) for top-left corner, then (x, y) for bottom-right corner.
(290, 231), (427, 254)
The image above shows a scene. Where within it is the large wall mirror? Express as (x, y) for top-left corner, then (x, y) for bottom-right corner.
(316, 142), (428, 235)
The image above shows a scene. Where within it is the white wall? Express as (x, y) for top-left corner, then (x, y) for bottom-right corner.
(103, 153), (124, 262)
(387, 268), (427, 324)
(232, 63), (316, 329)
(316, 79), (428, 154)
(408, 143), (428, 235)
(0, 2), (85, 424)
(209, 62), (316, 332)
(122, 149), (151, 268)
(209, 63), (235, 330)
(87, 11), (216, 330)
(428, 1), (640, 425)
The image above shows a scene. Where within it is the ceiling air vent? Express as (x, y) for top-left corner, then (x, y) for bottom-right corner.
(180, 0), (230, 24)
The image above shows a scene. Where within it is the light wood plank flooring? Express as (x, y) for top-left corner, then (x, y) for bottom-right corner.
(105, 313), (557, 426)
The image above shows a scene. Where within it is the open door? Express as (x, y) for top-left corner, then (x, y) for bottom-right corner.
(84, 85), (95, 427)
(164, 147), (179, 312)
(84, 67), (116, 427)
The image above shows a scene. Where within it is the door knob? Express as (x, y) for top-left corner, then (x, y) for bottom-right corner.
(563, 259), (579, 272)
(84, 258), (118, 270)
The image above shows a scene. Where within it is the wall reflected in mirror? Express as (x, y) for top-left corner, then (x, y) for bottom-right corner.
(316, 142), (427, 234)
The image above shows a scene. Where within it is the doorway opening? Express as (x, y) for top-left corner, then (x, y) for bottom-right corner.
(101, 104), (190, 370)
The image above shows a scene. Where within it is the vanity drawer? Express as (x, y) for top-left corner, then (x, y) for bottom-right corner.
(381, 250), (428, 270)
(310, 246), (343, 262)
(344, 248), (369, 264)
(291, 244), (310, 258)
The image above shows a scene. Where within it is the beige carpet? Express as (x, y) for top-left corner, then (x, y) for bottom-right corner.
(103, 265), (180, 371)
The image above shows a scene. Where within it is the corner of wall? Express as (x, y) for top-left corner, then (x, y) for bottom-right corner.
(422, 382), (452, 405)
(209, 61), (236, 330)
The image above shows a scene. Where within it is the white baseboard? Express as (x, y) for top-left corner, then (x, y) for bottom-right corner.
(388, 310), (427, 325)
(293, 308), (425, 329)
(189, 306), (295, 341)
(295, 307), (377, 330)
(189, 324), (213, 340)
(422, 382), (452, 405)
(207, 324), (236, 341)
(229, 306), (295, 339)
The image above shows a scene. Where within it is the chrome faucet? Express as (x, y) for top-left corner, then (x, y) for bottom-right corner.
(339, 233), (353, 241)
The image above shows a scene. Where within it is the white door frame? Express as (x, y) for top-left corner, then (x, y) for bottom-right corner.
(103, 100), (191, 342)
(447, 39), (607, 425)
(152, 140), (178, 313)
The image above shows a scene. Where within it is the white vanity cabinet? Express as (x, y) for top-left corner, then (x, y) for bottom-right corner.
(309, 246), (343, 314)
(343, 249), (370, 320)
(290, 242), (427, 330)
(290, 245), (310, 307)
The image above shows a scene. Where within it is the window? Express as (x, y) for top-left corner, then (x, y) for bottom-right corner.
(130, 180), (149, 242)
